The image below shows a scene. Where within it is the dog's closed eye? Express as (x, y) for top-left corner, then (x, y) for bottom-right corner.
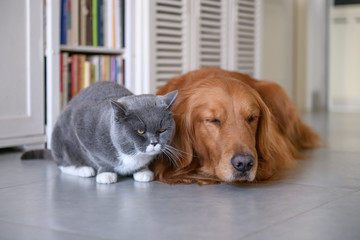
(247, 116), (257, 123)
(207, 119), (221, 125)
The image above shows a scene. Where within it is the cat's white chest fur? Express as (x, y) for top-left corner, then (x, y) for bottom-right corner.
(114, 151), (156, 175)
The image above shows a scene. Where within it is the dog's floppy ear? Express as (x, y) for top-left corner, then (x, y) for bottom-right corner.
(255, 96), (297, 180)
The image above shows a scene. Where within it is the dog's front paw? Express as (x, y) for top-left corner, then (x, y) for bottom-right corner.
(133, 169), (154, 182)
(96, 172), (118, 184)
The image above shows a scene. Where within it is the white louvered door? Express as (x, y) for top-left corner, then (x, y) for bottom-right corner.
(191, 0), (226, 70)
(143, 0), (261, 93)
(233, 0), (259, 77)
(148, 0), (187, 92)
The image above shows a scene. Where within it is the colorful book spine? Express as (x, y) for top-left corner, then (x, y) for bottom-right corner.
(60, 54), (64, 108)
(62, 53), (69, 108)
(60, 0), (67, 44)
(120, 0), (125, 47)
(111, 56), (115, 82)
(70, 0), (79, 46)
(98, 0), (104, 46)
(92, 0), (98, 46)
(66, 0), (71, 45)
(86, 0), (93, 46)
(84, 61), (91, 88)
(71, 55), (78, 97)
(112, 0), (116, 48)
(114, 0), (120, 49)
(79, 0), (87, 45)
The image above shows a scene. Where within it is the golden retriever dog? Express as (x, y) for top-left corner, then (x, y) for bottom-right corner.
(152, 68), (320, 184)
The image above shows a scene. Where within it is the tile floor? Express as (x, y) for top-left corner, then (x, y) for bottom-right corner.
(0, 112), (360, 240)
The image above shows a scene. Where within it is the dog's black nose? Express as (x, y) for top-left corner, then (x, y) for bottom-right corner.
(231, 154), (254, 172)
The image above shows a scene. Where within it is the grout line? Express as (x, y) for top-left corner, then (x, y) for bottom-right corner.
(0, 178), (57, 190)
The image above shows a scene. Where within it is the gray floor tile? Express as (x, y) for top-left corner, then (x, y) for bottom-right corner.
(0, 152), (58, 189)
(0, 220), (102, 240)
(282, 149), (360, 190)
(302, 112), (360, 153)
(0, 173), (353, 240)
(243, 190), (360, 240)
(0, 112), (359, 240)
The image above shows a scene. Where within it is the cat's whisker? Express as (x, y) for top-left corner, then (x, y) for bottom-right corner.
(164, 146), (182, 159)
(162, 145), (193, 167)
(165, 145), (194, 157)
(161, 150), (179, 168)
(161, 147), (182, 167)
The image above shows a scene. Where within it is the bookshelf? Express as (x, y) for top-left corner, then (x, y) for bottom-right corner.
(60, 45), (124, 54)
(46, 0), (128, 147)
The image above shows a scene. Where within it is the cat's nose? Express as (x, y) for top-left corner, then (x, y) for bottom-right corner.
(150, 141), (158, 146)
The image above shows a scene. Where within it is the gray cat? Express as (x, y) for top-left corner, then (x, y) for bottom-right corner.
(22, 81), (178, 184)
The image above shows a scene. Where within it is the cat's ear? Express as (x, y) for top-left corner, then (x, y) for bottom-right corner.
(110, 100), (128, 118)
(160, 90), (178, 109)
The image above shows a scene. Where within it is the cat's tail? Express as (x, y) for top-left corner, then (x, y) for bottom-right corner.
(21, 149), (53, 160)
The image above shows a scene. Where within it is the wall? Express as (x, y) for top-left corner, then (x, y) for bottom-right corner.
(261, 0), (329, 112)
(261, 0), (294, 99)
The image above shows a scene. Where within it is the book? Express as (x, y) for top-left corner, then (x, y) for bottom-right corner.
(121, 58), (125, 85)
(60, 0), (67, 44)
(98, 0), (104, 46)
(59, 53), (70, 107)
(116, 56), (122, 84)
(86, 0), (93, 46)
(103, 55), (109, 81)
(114, 0), (120, 48)
(70, 0), (79, 46)
(66, 0), (71, 45)
(121, 0), (125, 47)
(92, 0), (98, 46)
(104, 0), (113, 48)
(79, 0), (88, 45)
(60, 54), (64, 108)
(71, 55), (78, 97)
(83, 61), (91, 88)
(90, 56), (100, 82)
(112, 0), (116, 48)
(67, 57), (72, 102)
(78, 55), (86, 90)
(111, 56), (115, 82)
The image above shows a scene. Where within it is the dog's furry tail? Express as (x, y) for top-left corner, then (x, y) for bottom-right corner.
(21, 149), (53, 160)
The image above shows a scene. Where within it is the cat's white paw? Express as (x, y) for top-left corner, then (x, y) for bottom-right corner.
(133, 169), (154, 182)
(96, 172), (118, 184)
(59, 166), (95, 178)
(77, 166), (96, 177)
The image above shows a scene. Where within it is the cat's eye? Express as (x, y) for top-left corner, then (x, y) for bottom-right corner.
(137, 130), (145, 135)
(159, 129), (166, 133)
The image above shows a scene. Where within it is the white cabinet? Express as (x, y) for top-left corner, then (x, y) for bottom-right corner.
(0, 0), (46, 148)
(330, 5), (360, 111)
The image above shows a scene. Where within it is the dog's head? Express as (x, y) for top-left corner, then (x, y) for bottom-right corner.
(153, 76), (295, 184)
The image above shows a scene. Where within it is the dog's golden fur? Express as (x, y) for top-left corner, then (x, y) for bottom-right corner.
(152, 68), (320, 184)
